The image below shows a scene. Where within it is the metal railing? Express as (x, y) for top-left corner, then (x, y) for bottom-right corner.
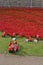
(0, 0), (43, 8)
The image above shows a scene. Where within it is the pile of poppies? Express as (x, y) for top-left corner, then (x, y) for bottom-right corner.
(0, 8), (43, 39)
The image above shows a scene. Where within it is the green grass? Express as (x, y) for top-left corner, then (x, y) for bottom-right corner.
(0, 32), (43, 56)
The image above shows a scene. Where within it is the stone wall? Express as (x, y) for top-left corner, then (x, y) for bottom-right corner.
(0, 0), (43, 8)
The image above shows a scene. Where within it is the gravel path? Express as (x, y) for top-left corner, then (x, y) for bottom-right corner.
(0, 54), (43, 65)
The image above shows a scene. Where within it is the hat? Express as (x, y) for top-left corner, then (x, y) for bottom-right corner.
(12, 38), (16, 41)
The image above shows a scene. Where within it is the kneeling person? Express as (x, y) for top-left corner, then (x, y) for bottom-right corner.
(8, 39), (19, 53)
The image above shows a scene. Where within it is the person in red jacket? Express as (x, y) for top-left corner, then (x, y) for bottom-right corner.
(8, 41), (13, 53)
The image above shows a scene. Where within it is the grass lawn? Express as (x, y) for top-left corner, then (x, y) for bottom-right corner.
(0, 32), (43, 56)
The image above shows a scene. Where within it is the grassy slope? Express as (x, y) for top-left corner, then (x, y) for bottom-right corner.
(0, 32), (43, 56)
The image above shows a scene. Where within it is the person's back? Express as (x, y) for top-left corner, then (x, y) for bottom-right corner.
(34, 38), (38, 43)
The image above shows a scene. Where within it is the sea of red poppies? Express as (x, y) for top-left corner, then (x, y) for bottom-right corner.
(0, 8), (43, 39)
